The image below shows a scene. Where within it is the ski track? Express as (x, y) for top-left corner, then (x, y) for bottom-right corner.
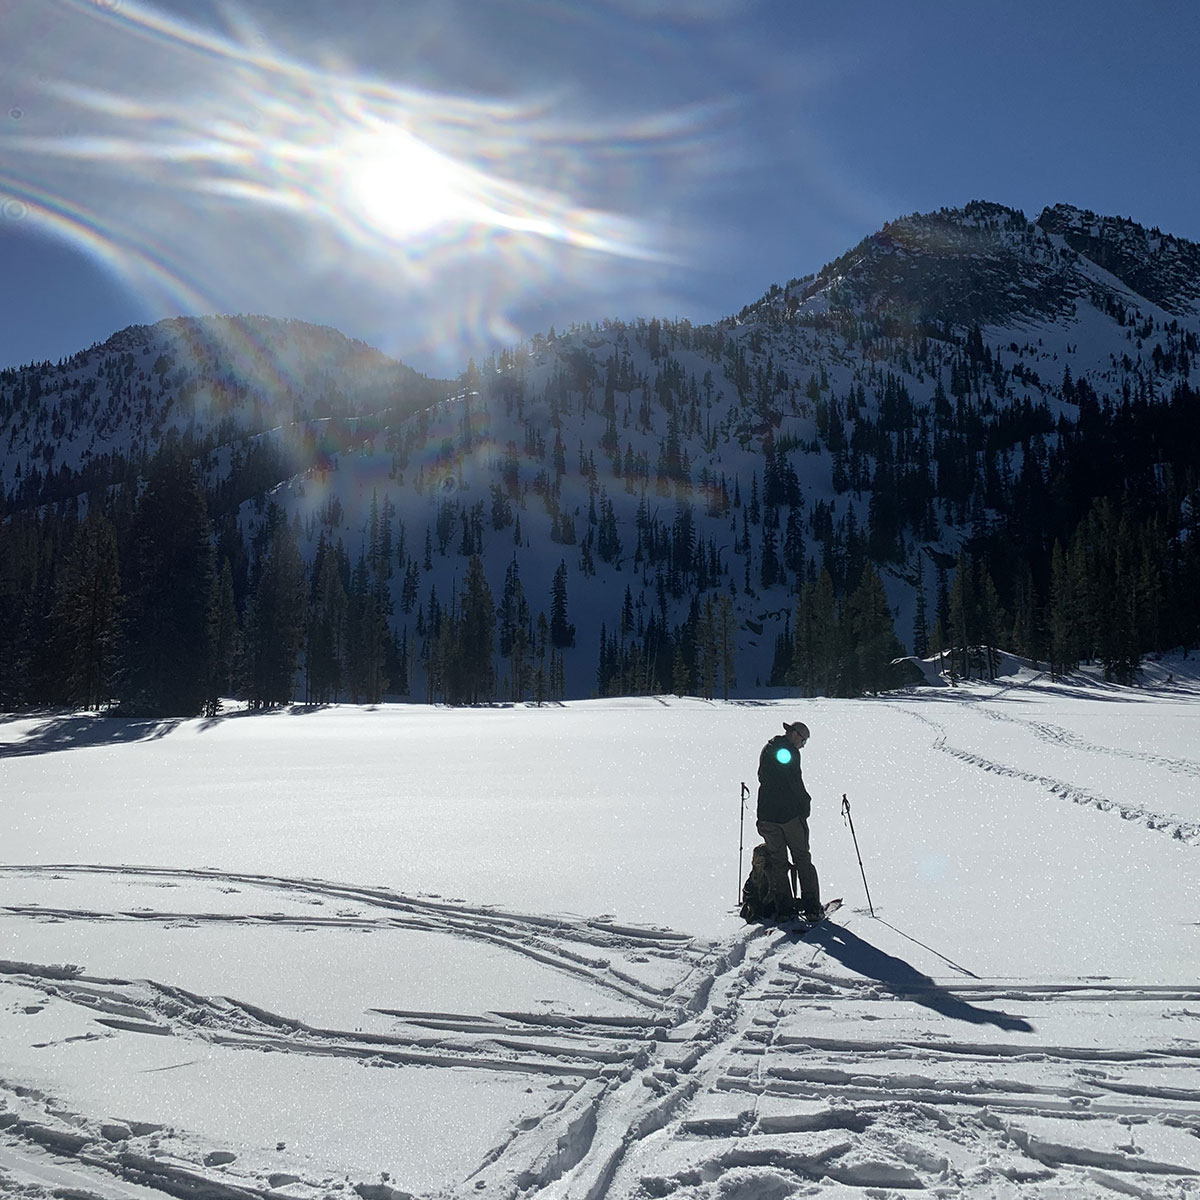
(891, 705), (1200, 845)
(3, 866), (1200, 1199)
(979, 704), (1200, 782)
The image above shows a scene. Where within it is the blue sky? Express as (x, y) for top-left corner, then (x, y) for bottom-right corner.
(2, 0), (1198, 378)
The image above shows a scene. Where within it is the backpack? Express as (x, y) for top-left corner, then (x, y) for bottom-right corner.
(739, 842), (796, 922)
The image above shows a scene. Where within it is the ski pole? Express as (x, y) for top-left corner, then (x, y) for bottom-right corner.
(841, 793), (875, 917)
(738, 782), (749, 905)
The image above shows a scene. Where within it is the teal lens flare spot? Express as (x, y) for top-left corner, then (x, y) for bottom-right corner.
(775, 746), (792, 764)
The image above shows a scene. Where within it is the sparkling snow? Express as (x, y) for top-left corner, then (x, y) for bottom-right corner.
(2, 662), (1199, 1197)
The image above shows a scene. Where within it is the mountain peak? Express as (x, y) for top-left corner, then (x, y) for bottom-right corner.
(1035, 204), (1200, 314)
(778, 200), (1059, 332)
(897, 200), (1029, 232)
(773, 199), (1200, 333)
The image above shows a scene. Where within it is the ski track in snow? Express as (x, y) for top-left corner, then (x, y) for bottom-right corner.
(0, 862), (699, 1010)
(3, 864), (1200, 1199)
(978, 704), (1200, 782)
(891, 704), (1200, 846)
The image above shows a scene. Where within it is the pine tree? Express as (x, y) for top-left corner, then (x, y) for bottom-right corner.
(846, 564), (902, 695)
(459, 554), (496, 703)
(393, 626), (410, 696)
(976, 566), (1006, 681)
(783, 507), (805, 576)
(597, 492), (622, 562)
(671, 641), (690, 696)
(1011, 565), (1039, 665)
(307, 536), (347, 704)
(1100, 510), (1140, 684)
(769, 620), (792, 686)
(759, 522), (780, 589)
(596, 621), (613, 696)
(1135, 522), (1164, 656)
(498, 556), (529, 659)
(421, 583), (442, 703)
(6, 511), (65, 707)
(948, 550), (973, 681)
(550, 646), (566, 700)
(697, 596), (718, 700)
(49, 509), (121, 709)
(935, 564), (950, 641)
(789, 569), (837, 695)
(401, 558), (419, 614)
(717, 593), (737, 700)
(346, 555), (388, 703)
(912, 554), (929, 659)
(533, 612), (549, 704)
(550, 560), (575, 649)
(0, 514), (40, 707)
(124, 449), (217, 715)
(1048, 540), (1076, 677)
(435, 592), (468, 702)
(245, 507), (306, 708)
(210, 557), (238, 713)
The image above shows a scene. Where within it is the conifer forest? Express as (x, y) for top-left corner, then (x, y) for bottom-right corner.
(2, 203), (1199, 715)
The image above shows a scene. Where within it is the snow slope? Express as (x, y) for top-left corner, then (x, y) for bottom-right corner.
(6, 202), (1200, 701)
(1, 665), (1199, 1197)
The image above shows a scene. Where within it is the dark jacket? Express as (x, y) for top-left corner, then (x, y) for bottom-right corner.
(756, 734), (811, 824)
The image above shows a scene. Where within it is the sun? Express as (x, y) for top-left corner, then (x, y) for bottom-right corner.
(341, 129), (481, 241)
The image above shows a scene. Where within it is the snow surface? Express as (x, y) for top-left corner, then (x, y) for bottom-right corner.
(2, 662), (1200, 1197)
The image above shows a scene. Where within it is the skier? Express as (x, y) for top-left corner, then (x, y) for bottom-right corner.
(756, 720), (823, 922)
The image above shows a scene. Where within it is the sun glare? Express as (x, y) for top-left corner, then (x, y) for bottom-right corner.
(1, 0), (696, 362)
(344, 130), (479, 240)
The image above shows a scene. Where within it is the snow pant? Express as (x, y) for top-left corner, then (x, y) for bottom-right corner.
(756, 816), (820, 917)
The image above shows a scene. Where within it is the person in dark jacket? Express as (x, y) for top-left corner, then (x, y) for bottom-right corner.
(756, 720), (822, 921)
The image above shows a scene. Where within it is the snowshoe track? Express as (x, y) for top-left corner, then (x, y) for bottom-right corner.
(894, 706), (1200, 844)
(980, 704), (1200, 780)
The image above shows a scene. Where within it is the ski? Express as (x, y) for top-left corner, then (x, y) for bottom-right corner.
(775, 896), (842, 933)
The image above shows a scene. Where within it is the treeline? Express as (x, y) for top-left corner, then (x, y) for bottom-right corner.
(594, 588), (740, 699)
(607, 311), (1199, 683)
(0, 448), (400, 714)
(775, 563), (906, 696)
(934, 494), (1188, 686)
(775, 331), (1200, 683)
(938, 380), (1200, 683)
(0, 447), (582, 715)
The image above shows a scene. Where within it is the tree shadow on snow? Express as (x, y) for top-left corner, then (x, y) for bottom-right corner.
(807, 922), (1034, 1032)
(0, 714), (184, 758)
(896, 684), (1150, 706)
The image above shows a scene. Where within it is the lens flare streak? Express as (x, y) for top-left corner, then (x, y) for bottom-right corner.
(7, 2), (677, 270)
(3, 0), (737, 370)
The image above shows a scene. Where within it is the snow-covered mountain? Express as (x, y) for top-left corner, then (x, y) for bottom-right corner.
(775, 200), (1200, 332)
(3, 201), (1199, 701)
(0, 314), (445, 510)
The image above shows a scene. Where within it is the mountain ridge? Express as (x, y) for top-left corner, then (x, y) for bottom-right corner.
(2, 199), (1199, 709)
(754, 199), (1200, 335)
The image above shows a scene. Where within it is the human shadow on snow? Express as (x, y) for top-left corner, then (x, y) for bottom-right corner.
(807, 922), (1034, 1032)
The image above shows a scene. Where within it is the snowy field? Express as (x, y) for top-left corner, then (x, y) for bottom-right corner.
(2, 660), (1199, 1199)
